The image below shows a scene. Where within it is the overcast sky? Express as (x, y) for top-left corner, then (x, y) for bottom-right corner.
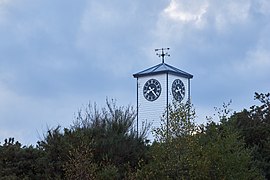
(0, 0), (269, 145)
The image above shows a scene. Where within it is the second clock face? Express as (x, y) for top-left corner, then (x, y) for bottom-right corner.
(143, 79), (161, 101)
(172, 79), (185, 102)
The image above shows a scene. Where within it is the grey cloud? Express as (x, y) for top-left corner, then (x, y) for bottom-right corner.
(0, 0), (269, 144)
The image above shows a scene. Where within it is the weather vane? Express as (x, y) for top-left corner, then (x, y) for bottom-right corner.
(155, 48), (170, 63)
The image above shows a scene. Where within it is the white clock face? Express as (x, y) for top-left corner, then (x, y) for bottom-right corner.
(172, 79), (185, 102)
(143, 79), (161, 101)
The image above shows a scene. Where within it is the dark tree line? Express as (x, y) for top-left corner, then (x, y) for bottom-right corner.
(0, 94), (270, 179)
(231, 92), (270, 179)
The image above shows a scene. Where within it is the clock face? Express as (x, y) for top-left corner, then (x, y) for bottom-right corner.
(143, 79), (161, 101)
(172, 79), (185, 102)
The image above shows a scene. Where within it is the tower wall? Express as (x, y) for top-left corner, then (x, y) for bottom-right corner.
(137, 74), (167, 139)
(137, 73), (190, 141)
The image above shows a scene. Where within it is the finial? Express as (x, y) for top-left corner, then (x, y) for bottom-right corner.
(155, 48), (170, 63)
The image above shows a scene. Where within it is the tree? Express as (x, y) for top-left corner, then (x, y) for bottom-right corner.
(0, 138), (47, 179)
(153, 102), (197, 143)
(70, 99), (149, 178)
(231, 92), (270, 178)
(37, 99), (149, 179)
(134, 102), (263, 179)
(63, 141), (98, 179)
(201, 121), (262, 179)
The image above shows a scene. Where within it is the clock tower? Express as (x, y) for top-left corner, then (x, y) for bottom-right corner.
(133, 48), (193, 141)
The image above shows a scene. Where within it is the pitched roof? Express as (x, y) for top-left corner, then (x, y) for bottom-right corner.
(133, 63), (193, 79)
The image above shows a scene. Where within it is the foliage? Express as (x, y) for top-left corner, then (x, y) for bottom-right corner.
(134, 101), (263, 179)
(0, 138), (47, 179)
(36, 99), (149, 179)
(153, 102), (197, 142)
(37, 126), (70, 179)
(0, 94), (269, 179)
(63, 141), (98, 179)
(69, 99), (149, 178)
(201, 121), (262, 179)
(230, 92), (270, 178)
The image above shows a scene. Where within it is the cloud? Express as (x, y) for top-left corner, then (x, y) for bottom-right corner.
(0, 0), (13, 24)
(76, 0), (169, 76)
(151, 0), (270, 117)
(155, 0), (270, 41)
(164, 0), (208, 28)
(154, 0), (270, 65)
(232, 19), (270, 79)
(253, 0), (270, 16)
(0, 0), (269, 144)
(235, 47), (270, 78)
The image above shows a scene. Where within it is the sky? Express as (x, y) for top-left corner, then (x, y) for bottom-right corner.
(0, 0), (269, 145)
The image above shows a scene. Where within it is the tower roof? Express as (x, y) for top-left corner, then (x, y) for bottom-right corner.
(133, 62), (193, 79)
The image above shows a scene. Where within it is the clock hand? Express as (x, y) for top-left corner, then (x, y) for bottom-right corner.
(175, 87), (184, 99)
(146, 87), (152, 94)
(151, 89), (158, 97)
(148, 87), (158, 97)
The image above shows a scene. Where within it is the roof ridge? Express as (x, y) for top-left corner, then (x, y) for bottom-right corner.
(151, 63), (163, 72)
(136, 63), (159, 74)
(133, 63), (193, 79)
(165, 63), (191, 74)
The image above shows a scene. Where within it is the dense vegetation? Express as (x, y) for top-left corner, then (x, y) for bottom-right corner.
(0, 93), (269, 179)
